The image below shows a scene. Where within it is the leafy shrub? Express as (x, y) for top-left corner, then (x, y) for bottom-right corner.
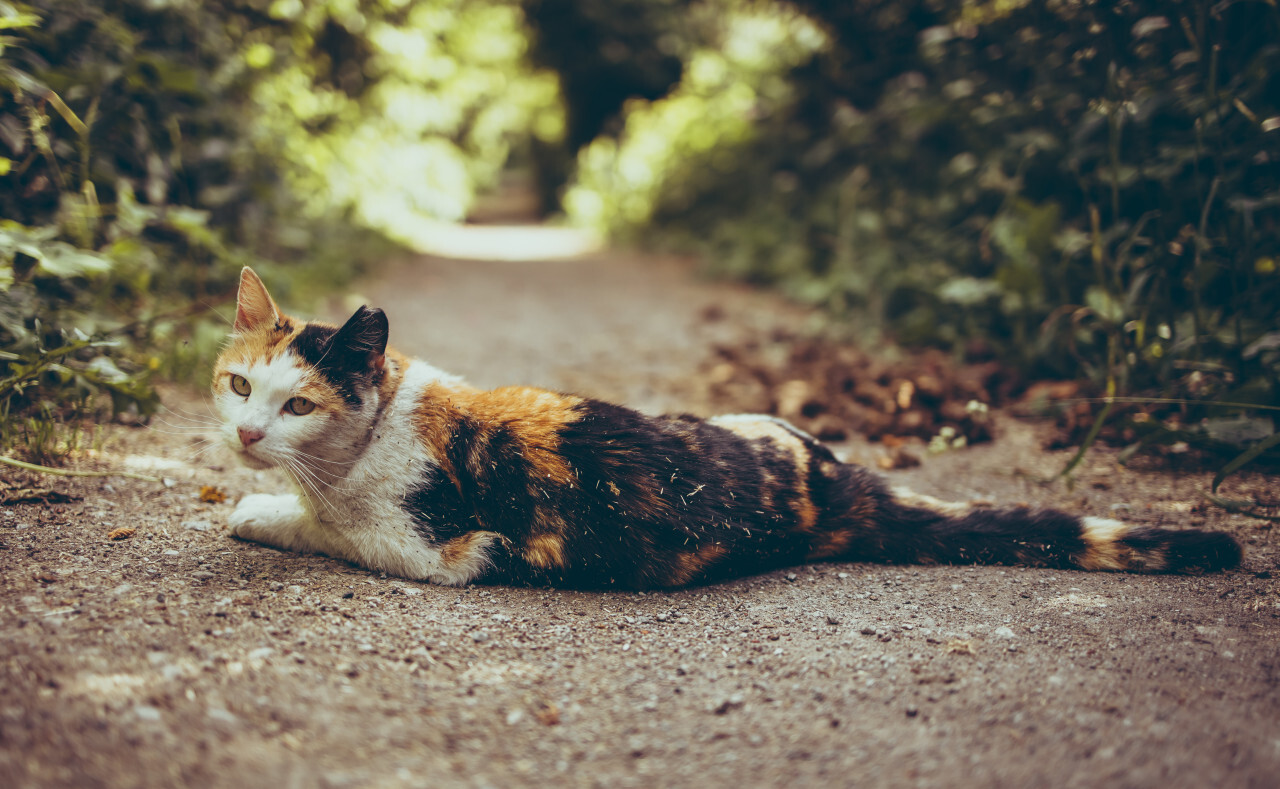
(0, 0), (561, 460)
(563, 0), (1279, 462)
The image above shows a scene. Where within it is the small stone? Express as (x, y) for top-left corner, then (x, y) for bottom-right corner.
(247, 647), (274, 660)
(992, 626), (1017, 640)
(206, 707), (239, 728)
(269, 582), (285, 592)
(342, 591), (354, 599)
(472, 631), (490, 644)
(785, 573), (798, 582)
(163, 550), (180, 557)
(191, 571), (215, 581)
(506, 708), (524, 725)
(713, 694), (745, 715)
(133, 705), (162, 722)
(905, 706), (919, 718)
(860, 627), (876, 635)
(826, 615), (841, 626)
(182, 519), (213, 532)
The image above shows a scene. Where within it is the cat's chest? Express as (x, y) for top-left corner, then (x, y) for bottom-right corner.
(331, 362), (445, 513)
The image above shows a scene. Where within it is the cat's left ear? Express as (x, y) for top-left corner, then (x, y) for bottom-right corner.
(332, 306), (389, 373)
(234, 267), (282, 332)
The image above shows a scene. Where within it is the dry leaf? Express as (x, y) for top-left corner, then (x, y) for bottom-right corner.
(535, 702), (561, 726)
(945, 639), (975, 656)
(199, 485), (227, 504)
(108, 527), (136, 541)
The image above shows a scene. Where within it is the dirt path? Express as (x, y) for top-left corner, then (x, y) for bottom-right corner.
(2, 244), (1278, 789)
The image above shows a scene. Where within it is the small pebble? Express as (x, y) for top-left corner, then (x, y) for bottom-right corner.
(713, 694), (745, 715)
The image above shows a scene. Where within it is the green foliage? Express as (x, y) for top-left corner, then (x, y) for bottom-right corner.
(0, 0), (559, 460)
(563, 0), (1280, 467)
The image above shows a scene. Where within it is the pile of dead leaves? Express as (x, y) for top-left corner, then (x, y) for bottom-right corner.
(700, 332), (1024, 451)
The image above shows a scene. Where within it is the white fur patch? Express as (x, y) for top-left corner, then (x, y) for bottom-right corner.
(890, 485), (975, 516)
(709, 413), (818, 442)
(215, 351), (326, 468)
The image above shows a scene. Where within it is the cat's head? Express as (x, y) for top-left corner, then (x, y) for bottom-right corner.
(213, 267), (389, 470)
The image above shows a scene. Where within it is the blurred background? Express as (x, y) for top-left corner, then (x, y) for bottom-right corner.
(0, 0), (1277, 467)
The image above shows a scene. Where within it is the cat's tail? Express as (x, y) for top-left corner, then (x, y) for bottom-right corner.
(837, 484), (1242, 573)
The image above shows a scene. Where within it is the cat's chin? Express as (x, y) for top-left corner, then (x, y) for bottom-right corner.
(235, 450), (276, 470)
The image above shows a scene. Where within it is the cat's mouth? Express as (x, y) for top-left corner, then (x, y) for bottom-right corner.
(235, 446), (276, 470)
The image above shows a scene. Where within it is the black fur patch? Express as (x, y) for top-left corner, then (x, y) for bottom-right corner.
(289, 307), (388, 406)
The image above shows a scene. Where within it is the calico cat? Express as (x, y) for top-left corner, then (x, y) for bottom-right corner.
(217, 267), (1242, 588)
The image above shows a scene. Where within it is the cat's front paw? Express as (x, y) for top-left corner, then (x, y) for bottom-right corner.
(228, 493), (306, 544)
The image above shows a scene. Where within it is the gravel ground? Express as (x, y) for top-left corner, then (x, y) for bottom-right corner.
(2, 248), (1278, 789)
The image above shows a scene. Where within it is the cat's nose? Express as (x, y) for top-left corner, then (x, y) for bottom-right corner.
(238, 427), (265, 448)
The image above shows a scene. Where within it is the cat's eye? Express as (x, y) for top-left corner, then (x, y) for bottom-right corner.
(230, 374), (251, 397)
(285, 397), (315, 416)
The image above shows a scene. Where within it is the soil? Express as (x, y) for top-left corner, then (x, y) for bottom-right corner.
(3, 245), (1278, 789)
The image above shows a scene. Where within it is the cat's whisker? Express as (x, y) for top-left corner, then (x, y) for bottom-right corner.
(283, 457), (339, 516)
(292, 456), (347, 495)
(145, 418), (219, 435)
(183, 441), (226, 466)
(289, 448), (360, 469)
(202, 302), (234, 329)
(160, 400), (221, 423)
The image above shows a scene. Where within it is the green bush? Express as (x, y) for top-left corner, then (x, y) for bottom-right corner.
(564, 0), (1279, 460)
(0, 0), (561, 460)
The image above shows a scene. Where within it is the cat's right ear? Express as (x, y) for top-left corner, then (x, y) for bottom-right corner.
(234, 267), (281, 333)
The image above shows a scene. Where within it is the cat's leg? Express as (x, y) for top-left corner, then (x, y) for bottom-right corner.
(228, 493), (337, 556)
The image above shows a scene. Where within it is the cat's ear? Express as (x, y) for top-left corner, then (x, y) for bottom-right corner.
(234, 267), (282, 332)
(332, 305), (389, 373)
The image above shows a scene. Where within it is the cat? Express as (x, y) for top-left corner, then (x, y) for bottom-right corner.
(218, 267), (1242, 588)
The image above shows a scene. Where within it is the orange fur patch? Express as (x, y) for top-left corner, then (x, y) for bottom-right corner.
(663, 541), (730, 587)
(805, 527), (857, 561)
(523, 533), (567, 570)
(414, 383), (584, 490)
(439, 531), (499, 572)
